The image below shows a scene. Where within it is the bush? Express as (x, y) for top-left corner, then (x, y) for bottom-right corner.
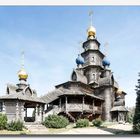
(92, 118), (103, 127)
(43, 114), (69, 128)
(133, 123), (140, 134)
(0, 113), (7, 130)
(76, 119), (89, 128)
(6, 120), (24, 131)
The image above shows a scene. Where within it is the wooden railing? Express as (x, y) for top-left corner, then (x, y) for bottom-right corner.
(66, 104), (82, 111)
(60, 103), (102, 113)
(47, 104), (102, 114)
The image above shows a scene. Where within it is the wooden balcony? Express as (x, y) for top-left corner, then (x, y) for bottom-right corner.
(66, 104), (82, 112)
(59, 103), (102, 114)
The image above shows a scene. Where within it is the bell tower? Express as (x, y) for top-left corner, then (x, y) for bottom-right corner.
(81, 11), (105, 87)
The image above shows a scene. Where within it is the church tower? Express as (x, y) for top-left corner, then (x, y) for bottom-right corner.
(41, 11), (128, 123)
(81, 12), (105, 88)
(75, 11), (114, 122)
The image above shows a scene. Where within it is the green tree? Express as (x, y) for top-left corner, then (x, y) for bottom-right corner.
(133, 72), (140, 134)
(126, 107), (135, 123)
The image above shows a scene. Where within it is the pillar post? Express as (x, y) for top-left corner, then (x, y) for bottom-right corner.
(35, 104), (38, 123)
(42, 105), (45, 122)
(92, 99), (94, 114)
(117, 111), (119, 122)
(65, 96), (67, 113)
(25, 108), (27, 118)
(21, 102), (25, 122)
(16, 100), (19, 120)
(39, 105), (42, 122)
(82, 96), (85, 114)
(59, 98), (61, 110)
(2, 101), (6, 114)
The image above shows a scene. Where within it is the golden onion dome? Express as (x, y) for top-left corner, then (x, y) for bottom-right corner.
(18, 68), (28, 80)
(87, 25), (96, 37)
(116, 88), (123, 95)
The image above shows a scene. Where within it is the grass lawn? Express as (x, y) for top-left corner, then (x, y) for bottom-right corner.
(0, 129), (30, 135)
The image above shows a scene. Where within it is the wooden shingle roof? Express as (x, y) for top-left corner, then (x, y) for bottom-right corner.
(41, 87), (104, 104)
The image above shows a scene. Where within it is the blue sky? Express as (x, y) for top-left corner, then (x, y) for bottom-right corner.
(0, 6), (139, 107)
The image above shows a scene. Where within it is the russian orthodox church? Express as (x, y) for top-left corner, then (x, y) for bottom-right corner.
(41, 15), (128, 123)
(0, 13), (128, 124)
(0, 53), (45, 123)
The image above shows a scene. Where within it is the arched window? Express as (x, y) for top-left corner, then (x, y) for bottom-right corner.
(93, 73), (96, 81)
(7, 87), (9, 94)
(71, 72), (77, 81)
(92, 57), (94, 62)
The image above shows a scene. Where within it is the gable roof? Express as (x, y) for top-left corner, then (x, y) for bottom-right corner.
(0, 83), (45, 104)
(111, 106), (128, 112)
(71, 69), (87, 84)
(0, 92), (45, 103)
(41, 87), (104, 104)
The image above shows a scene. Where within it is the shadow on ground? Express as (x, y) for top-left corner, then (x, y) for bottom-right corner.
(98, 126), (133, 135)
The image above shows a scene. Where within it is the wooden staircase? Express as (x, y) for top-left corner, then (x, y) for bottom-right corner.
(65, 112), (76, 122)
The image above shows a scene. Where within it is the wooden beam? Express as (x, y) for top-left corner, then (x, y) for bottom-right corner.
(92, 99), (94, 114)
(59, 98), (61, 109)
(2, 101), (5, 113)
(16, 100), (19, 120)
(65, 96), (67, 113)
(82, 96), (85, 114)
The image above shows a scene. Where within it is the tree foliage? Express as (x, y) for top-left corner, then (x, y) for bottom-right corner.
(133, 72), (140, 134)
(126, 107), (135, 123)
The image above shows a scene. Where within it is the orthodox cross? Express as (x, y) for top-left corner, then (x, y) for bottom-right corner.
(89, 10), (93, 26)
(104, 42), (109, 57)
(78, 41), (83, 54)
(21, 50), (25, 69)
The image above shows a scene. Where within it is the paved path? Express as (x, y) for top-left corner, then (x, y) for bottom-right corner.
(58, 127), (113, 135)
(25, 123), (49, 134)
(52, 124), (133, 135)
(28, 124), (132, 135)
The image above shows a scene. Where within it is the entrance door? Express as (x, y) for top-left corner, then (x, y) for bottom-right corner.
(24, 108), (35, 122)
(112, 111), (118, 122)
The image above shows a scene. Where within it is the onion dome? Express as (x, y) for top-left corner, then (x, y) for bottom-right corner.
(87, 25), (96, 37)
(76, 54), (84, 65)
(18, 68), (28, 81)
(102, 57), (110, 67)
(116, 88), (123, 96)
